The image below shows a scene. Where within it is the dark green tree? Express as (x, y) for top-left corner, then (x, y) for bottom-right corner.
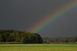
(22, 33), (43, 44)
(76, 36), (77, 42)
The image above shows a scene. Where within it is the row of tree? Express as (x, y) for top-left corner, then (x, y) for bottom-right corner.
(0, 29), (77, 44)
(43, 37), (77, 43)
(0, 29), (43, 44)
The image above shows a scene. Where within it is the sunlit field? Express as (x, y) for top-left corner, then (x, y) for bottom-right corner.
(0, 44), (77, 51)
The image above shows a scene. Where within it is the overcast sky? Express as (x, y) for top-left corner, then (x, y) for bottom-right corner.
(0, 0), (77, 37)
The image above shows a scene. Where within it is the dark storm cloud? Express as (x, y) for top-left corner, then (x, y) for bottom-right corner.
(0, 0), (77, 37)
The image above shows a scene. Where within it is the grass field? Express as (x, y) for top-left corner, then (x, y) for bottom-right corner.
(0, 44), (77, 51)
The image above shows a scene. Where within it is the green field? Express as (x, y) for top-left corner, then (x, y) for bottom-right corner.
(0, 44), (77, 51)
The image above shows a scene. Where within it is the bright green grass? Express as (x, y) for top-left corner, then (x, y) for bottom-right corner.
(0, 44), (77, 51)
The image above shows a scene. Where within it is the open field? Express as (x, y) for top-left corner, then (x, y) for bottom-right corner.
(0, 44), (77, 51)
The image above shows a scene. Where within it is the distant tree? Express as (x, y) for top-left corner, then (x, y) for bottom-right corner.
(0, 34), (3, 42)
(76, 36), (77, 42)
(22, 33), (43, 44)
(64, 39), (68, 43)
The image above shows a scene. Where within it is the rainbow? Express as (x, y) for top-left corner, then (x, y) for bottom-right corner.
(28, 0), (77, 33)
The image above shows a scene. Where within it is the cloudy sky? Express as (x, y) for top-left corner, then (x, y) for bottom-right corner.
(0, 0), (77, 37)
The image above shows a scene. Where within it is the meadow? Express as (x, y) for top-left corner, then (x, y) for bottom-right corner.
(0, 44), (77, 51)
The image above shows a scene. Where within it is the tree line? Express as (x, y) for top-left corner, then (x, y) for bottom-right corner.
(43, 37), (77, 43)
(0, 29), (43, 44)
(0, 29), (77, 44)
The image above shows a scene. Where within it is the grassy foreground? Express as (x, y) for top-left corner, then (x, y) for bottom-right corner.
(0, 44), (77, 51)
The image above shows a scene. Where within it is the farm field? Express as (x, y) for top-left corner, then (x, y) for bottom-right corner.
(0, 44), (77, 51)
